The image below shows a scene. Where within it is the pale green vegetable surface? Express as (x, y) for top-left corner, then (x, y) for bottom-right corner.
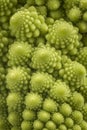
(0, 0), (87, 130)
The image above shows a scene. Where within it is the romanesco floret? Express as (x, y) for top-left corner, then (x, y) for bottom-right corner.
(25, 92), (43, 110)
(80, 0), (87, 11)
(82, 103), (87, 121)
(0, 30), (13, 64)
(59, 61), (86, 90)
(76, 47), (87, 69)
(7, 92), (24, 112)
(79, 77), (87, 99)
(46, 19), (81, 55)
(31, 45), (61, 72)
(10, 7), (48, 43)
(59, 103), (72, 117)
(0, 0), (87, 129)
(21, 121), (32, 130)
(64, 0), (79, 9)
(8, 41), (33, 67)
(6, 67), (30, 93)
(69, 91), (84, 110)
(49, 80), (71, 102)
(43, 98), (58, 113)
(30, 71), (55, 94)
(8, 111), (22, 126)
(80, 120), (87, 130)
(67, 7), (81, 22)
(0, 0), (17, 23)
(22, 109), (36, 121)
(0, 116), (11, 130)
(37, 110), (50, 122)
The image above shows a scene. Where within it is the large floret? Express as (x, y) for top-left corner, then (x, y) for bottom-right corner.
(30, 71), (55, 94)
(59, 61), (86, 90)
(6, 67), (30, 93)
(46, 19), (81, 55)
(49, 80), (71, 102)
(8, 41), (33, 67)
(76, 47), (87, 69)
(0, 0), (17, 23)
(31, 45), (61, 73)
(10, 7), (48, 43)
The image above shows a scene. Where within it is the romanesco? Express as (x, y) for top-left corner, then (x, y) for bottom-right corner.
(0, 0), (87, 130)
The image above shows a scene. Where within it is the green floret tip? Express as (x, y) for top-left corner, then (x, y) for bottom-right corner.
(6, 92), (24, 112)
(8, 41), (33, 67)
(80, 120), (87, 130)
(58, 124), (67, 130)
(0, 116), (11, 130)
(25, 92), (43, 110)
(80, 77), (87, 99)
(6, 67), (30, 93)
(59, 103), (72, 117)
(49, 9), (64, 20)
(83, 11), (87, 21)
(46, 0), (60, 11)
(0, 66), (6, 88)
(80, 0), (87, 11)
(36, 6), (47, 17)
(64, 0), (79, 9)
(65, 118), (74, 128)
(30, 71), (55, 94)
(67, 7), (81, 22)
(11, 126), (21, 130)
(8, 112), (22, 126)
(49, 80), (71, 102)
(0, 0), (17, 23)
(31, 45), (61, 73)
(35, 0), (45, 6)
(21, 121), (32, 130)
(76, 47), (87, 69)
(22, 109), (36, 121)
(71, 110), (83, 124)
(59, 61), (86, 90)
(52, 112), (64, 125)
(43, 98), (58, 113)
(26, 0), (35, 6)
(37, 110), (50, 122)
(0, 30), (12, 64)
(46, 19), (81, 55)
(69, 91), (84, 110)
(72, 124), (81, 130)
(77, 21), (87, 33)
(10, 7), (48, 43)
(45, 120), (56, 130)
(82, 103), (87, 121)
(33, 120), (44, 129)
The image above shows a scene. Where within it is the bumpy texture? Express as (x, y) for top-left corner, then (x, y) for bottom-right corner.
(67, 7), (81, 22)
(69, 91), (84, 110)
(8, 41), (33, 67)
(7, 92), (24, 112)
(0, 30), (13, 65)
(46, 19), (81, 55)
(10, 7), (48, 43)
(76, 47), (87, 69)
(25, 92), (43, 110)
(0, 0), (87, 130)
(59, 61), (86, 90)
(0, 0), (17, 23)
(6, 67), (30, 93)
(49, 80), (71, 102)
(30, 72), (55, 94)
(31, 45), (61, 72)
